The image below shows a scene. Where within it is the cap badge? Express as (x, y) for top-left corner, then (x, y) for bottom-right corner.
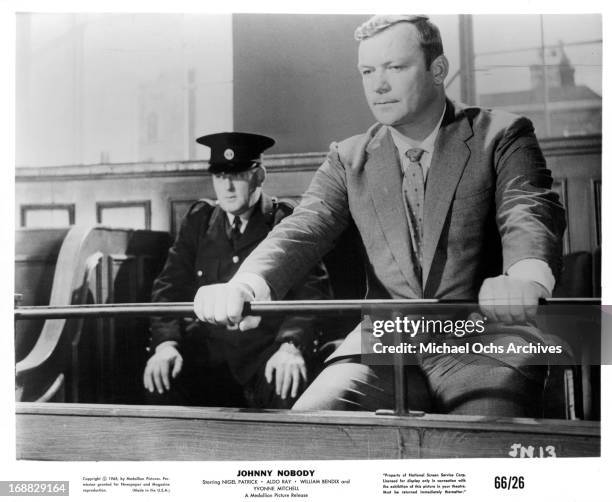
(224, 148), (235, 160)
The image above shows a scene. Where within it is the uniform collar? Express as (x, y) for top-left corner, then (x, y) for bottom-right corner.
(227, 205), (255, 227)
(221, 193), (276, 228)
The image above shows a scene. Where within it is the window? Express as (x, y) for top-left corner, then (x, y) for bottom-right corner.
(471, 15), (601, 138)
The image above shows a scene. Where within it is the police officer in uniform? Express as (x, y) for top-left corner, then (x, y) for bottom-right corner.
(143, 132), (329, 408)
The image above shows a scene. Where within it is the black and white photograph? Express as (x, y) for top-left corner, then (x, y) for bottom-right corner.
(3, 2), (609, 500)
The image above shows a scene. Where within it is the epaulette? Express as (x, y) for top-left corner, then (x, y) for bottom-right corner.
(272, 197), (298, 225)
(186, 198), (215, 216)
(275, 197), (297, 213)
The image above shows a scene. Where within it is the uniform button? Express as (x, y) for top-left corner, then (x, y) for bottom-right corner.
(232, 256), (239, 264)
(197, 270), (203, 277)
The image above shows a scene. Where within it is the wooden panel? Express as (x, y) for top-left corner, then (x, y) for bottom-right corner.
(552, 178), (570, 254)
(107, 254), (151, 404)
(96, 200), (151, 230)
(546, 142), (601, 254)
(566, 175), (599, 253)
(16, 414), (406, 461)
(591, 179), (601, 248)
(169, 199), (198, 236)
(417, 428), (599, 458)
(20, 204), (75, 228)
(15, 403), (600, 461)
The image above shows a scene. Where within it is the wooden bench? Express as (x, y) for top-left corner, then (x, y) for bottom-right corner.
(15, 226), (171, 404)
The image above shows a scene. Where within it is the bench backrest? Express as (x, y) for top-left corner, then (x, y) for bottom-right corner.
(16, 226), (171, 403)
(15, 228), (71, 361)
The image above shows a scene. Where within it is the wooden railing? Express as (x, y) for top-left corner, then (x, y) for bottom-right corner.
(15, 402), (600, 460)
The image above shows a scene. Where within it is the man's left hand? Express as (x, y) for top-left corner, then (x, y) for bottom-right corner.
(478, 275), (549, 323)
(265, 342), (308, 400)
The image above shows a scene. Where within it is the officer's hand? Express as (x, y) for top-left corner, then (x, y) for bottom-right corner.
(478, 275), (548, 324)
(143, 342), (183, 394)
(265, 342), (307, 400)
(193, 282), (261, 331)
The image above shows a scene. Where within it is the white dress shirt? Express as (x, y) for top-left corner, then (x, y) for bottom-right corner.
(226, 207), (254, 235)
(389, 107), (446, 183)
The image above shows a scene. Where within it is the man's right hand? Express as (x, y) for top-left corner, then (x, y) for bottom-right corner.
(143, 342), (183, 394)
(193, 282), (261, 331)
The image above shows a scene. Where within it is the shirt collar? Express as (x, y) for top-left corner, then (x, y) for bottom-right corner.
(227, 205), (256, 226)
(389, 103), (446, 156)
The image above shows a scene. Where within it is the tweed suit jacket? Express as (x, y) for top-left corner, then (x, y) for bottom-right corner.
(239, 100), (566, 358)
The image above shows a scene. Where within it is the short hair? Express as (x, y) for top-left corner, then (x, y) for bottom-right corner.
(355, 15), (444, 69)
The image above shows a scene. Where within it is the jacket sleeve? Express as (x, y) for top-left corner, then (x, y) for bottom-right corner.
(269, 202), (332, 354)
(149, 207), (203, 349)
(494, 116), (566, 279)
(239, 146), (352, 300)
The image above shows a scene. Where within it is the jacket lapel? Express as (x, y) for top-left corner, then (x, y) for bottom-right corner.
(365, 128), (422, 296)
(205, 204), (227, 241)
(422, 101), (474, 290)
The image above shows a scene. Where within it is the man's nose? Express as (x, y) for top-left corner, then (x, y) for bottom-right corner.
(220, 176), (234, 190)
(373, 70), (390, 94)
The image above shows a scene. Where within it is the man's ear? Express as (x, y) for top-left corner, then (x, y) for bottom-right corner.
(253, 166), (266, 187)
(430, 55), (449, 86)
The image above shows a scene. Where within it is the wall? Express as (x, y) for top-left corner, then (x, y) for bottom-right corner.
(15, 154), (323, 234)
(232, 14), (372, 154)
(16, 13), (233, 167)
(15, 137), (601, 254)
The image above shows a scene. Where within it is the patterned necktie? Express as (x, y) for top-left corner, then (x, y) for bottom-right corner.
(230, 216), (242, 249)
(402, 147), (425, 265)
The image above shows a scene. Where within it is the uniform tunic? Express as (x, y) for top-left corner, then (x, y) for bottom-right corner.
(149, 193), (329, 407)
